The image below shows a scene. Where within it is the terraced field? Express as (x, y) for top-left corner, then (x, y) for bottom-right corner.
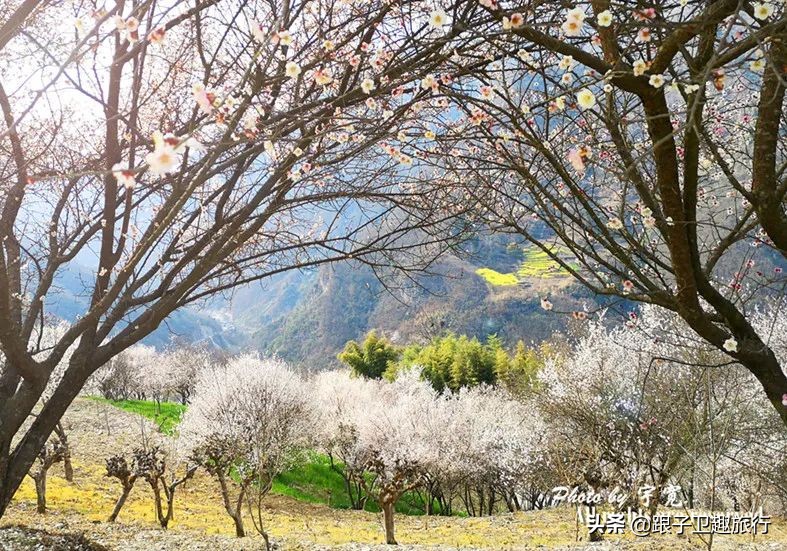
(475, 246), (576, 287)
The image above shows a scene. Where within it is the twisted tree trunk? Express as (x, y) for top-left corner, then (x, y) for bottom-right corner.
(217, 471), (247, 537)
(0, 353), (93, 517)
(53, 423), (73, 482)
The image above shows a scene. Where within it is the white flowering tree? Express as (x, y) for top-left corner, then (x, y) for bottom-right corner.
(128, 345), (160, 401)
(313, 370), (377, 510)
(157, 344), (215, 404)
(133, 344), (212, 408)
(91, 344), (153, 401)
(538, 305), (785, 513)
(316, 371), (443, 541)
(447, 385), (545, 515)
(316, 369), (545, 541)
(0, 0), (481, 514)
(418, 1), (787, 425)
(179, 355), (313, 544)
(356, 372), (443, 543)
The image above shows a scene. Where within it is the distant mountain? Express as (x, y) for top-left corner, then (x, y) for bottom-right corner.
(219, 232), (784, 369)
(235, 235), (596, 369)
(45, 264), (249, 351)
(44, 235), (600, 366)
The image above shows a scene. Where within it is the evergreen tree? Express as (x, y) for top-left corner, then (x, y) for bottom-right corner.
(448, 336), (472, 390)
(493, 348), (511, 386)
(395, 333), (545, 394)
(338, 331), (400, 380)
(503, 341), (542, 397)
(415, 335), (456, 392)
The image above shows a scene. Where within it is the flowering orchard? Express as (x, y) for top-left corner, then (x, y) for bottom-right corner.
(313, 369), (544, 544)
(0, 0), (482, 516)
(179, 355), (314, 541)
(91, 342), (216, 404)
(101, 333), (787, 545)
(539, 305), (787, 515)
(404, 2), (787, 424)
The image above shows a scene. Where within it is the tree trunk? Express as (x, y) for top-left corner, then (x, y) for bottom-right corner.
(34, 474), (46, 514)
(54, 423), (73, 482)
(151, 483), (167, 528)
(61, 448), (73, 482)
(504, 492), (515, 513)
(108, 485), (133, 522)
(0, 353), (92, 518)
(688, 465), (695, 509)
(331, 456), (364, 510)
(439, 494), (451, 516)
(163, 488), (176, 529)
(382, 500), (396, 545)
(647, 486), (662, 518)
(232, 513), (245, 537)
(344, 475), (362, 509)
(216, 472), (246, 537)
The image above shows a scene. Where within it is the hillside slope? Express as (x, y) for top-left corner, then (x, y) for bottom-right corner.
(47, 236), (601, 364)
(4, 399), (787, 550)
(237, 238), (593, 368)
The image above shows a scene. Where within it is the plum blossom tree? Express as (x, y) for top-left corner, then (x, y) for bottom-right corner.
(538, 305), (787, 514)
(315, 369), (544, 541)
(105, 436), (197, 527)
(105, 453), (138, 523)
(92, 347), (144, 401)
(127, 345), (160, 401)
(351, 371), (441, 544)
(157, 344), (215, 404)
(448, 385), (545, 516)
(179, 354), (313, 545)
(0, 0), (482, 514)
(313, 370), (377, 510)
(419, 1), (787, 425)
(134, 443), (198, 530)
(316, 370), (441, 541)
(25, 437), (65, 514)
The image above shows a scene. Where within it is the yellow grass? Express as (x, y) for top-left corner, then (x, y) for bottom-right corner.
(6, 399), (787, 549)
(9, 465), (787, 549)
(9, 460), (580, 546)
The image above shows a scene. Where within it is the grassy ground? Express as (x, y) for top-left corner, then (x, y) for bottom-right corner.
(4, 469), (583, 549)
(273, 453), (436, 515)
(8, 469), (787, 549)
(4, 399), (581, 547)
(88, 397), (185, 435)
(91, 397), (432, 515)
